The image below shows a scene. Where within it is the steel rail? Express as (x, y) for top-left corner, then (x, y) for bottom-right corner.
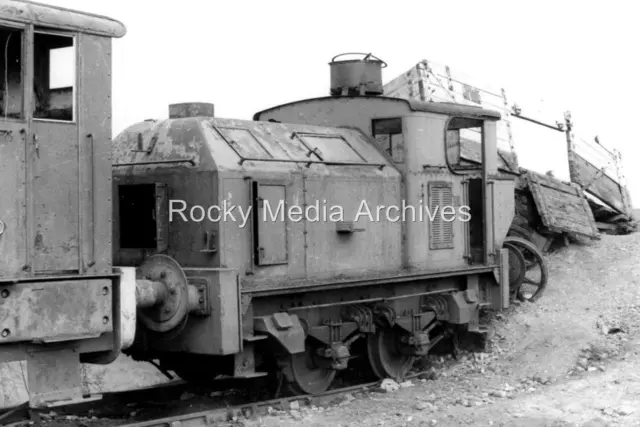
(117, 371), (427, 427)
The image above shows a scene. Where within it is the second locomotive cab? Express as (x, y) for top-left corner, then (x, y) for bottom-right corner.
(111, 54), (515, 395)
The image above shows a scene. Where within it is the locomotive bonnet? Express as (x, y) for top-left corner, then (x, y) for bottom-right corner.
(109, 53), (515, 395)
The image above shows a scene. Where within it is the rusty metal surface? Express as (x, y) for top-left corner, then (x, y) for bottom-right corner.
(0, 279), (112, 343)
(145, 268), (241, 356)
(78, 33), (114, 275)
(525, 171), (599, 239)
(250, 96), (511, 273)
(112, 115), (400, 280)
(329, 53), (385, 96)
(0, 0), (126, 38)
(0, 122), (27, 279)
(31, 120), (80, 273)
(26, 347), (84, 407)
(2, 31), (115, 282)
(169, 102), (214, 119)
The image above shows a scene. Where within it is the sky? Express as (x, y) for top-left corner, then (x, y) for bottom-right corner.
(44, 0), (640, 207)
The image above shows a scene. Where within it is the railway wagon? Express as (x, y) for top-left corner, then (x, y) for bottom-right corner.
(112, 54), (515, 395)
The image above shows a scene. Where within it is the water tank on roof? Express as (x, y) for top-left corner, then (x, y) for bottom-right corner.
(329, 53), (386, 97)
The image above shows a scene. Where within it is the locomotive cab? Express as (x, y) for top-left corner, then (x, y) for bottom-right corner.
(0, 1), (134, 408)
(253, 54), (514, 273)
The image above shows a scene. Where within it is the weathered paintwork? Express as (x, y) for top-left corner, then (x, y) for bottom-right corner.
(0, 279), (112, 343)
(0, 1), (131, 407)
(0, 0), (127, 38)
(525, 171), (599, 239)
(253, 95), (513, 263)
(116, 90), (514, 377)
(571, 152), (633, 217)
(383, 59), (516, 160)
(112, 116), (401, 282)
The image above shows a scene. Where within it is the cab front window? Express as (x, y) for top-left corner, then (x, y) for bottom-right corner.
(0, 26), (24, 120)
(445, 116), (484, 172)
(34, 31), (75, 122)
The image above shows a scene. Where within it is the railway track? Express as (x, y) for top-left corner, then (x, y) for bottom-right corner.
(0, 370), (430, 427)
(114, 372), (428, 427)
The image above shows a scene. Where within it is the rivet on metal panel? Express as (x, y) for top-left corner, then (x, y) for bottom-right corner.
(1, 329), (10, 338)
(102, 317), (109, 324)
(1, 289), (9, 298)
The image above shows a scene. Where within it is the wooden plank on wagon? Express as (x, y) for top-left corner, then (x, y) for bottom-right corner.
(525, 171), (600, 239)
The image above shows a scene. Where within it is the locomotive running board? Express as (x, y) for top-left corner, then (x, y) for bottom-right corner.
(244, 265), (497, 296)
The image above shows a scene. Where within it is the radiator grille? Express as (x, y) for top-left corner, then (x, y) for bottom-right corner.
(429, 182), (454, 250)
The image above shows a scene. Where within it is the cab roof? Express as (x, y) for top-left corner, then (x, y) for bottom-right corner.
(253, 96), (502, 121)
(0, 0), (126, 38)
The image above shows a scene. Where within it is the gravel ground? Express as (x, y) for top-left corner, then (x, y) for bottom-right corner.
(6, 232), (640, 427)
(243, 233), (640, 427)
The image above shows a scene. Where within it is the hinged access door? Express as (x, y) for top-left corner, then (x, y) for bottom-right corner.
(252, 181), (288, 266)
(30, 31), (80, 274)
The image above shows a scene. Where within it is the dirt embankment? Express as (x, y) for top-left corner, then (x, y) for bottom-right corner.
(250, 233), (640, 427)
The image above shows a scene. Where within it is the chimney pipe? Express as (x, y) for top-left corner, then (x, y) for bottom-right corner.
(169, 102), (215, 119)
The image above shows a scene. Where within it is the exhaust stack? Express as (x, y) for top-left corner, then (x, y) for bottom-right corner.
(169, 102), (215, 119)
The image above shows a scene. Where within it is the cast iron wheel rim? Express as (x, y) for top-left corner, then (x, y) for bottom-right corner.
(503, 241), (527, 296)
(285, 344), (336, 395)
(504, 236), (549, 303)
(507, 224), (533, 241)
(369, 327), (415, 382)
(366, 333), (386, 380)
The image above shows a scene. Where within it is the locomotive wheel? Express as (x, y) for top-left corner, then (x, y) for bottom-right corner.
(367, 327), (415, 382)
(504, 236), (549, 303)
(279, 341), (336, 395)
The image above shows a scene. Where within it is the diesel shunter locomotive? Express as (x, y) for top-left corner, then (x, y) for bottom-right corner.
(0, 1), (516, 406)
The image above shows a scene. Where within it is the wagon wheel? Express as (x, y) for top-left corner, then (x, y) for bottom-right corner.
(278, 340), (336, 396)
(502, 241), (527, 298)
(503, 236), (549, 303)
(366, 326), (415, 382)
(507, 224), (534, 242)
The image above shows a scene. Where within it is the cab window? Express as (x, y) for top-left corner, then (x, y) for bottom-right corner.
(0, 26), (24, 120)
(446, 117), (484, 171)
(34, 31), (75, 122)
(372, 117), (404, 163)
